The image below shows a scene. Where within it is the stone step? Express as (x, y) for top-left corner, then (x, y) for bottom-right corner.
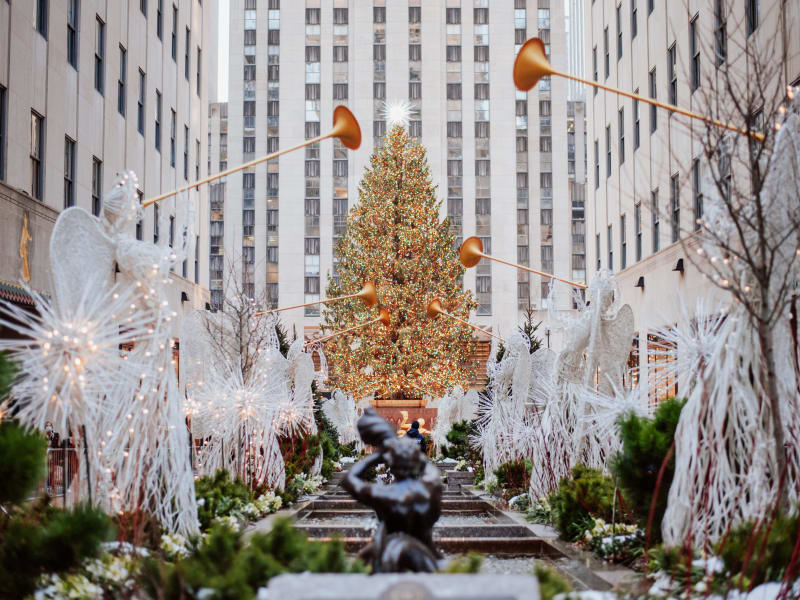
(295, 523), (539, 540)
(306, 498), (489, 511)
(305, 534), (564, 556)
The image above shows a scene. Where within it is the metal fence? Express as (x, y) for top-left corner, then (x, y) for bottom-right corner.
(34, 446), (83, 507)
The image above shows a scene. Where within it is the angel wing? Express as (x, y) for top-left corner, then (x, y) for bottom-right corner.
(595, 304), (635, 394)
(49, 208), (116, 311)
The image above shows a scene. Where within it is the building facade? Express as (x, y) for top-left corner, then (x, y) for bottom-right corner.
(0, 0), (212, 327)
(222, 0), (586, 341)
(585, 0), (800, 403)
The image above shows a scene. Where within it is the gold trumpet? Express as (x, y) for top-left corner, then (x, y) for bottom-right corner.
(513, 37), (765, 142)
(143, 106), (362, 207)
(255, 281), (377, 316)
(460, 236), (587, 289)
(314, 307), (391, 344)
(426, 299), (505, 343)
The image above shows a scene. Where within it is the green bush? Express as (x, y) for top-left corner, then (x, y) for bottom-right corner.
(0, 500), (113, 598)
(548, 464), (616, 541)
(533, 563), (572, 600)
(440, 420), (476, 460)
(195, 469), (255, 530)
(493, 459), (533, 500)
(0, 419), (47, 506)
(140, 518), (366, 599)
(443, 552), (483, 573)
(610, 398), (684, 539)
(718, 512), (799, 586)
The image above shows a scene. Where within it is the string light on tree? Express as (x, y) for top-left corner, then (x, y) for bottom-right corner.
(321, 124), (477, 400)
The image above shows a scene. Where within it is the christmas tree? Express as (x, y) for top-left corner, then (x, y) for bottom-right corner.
(322, 125), (477, 400)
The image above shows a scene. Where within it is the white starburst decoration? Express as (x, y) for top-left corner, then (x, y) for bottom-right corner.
(380, 100), (417, 129)
(0, 280), (153, 435)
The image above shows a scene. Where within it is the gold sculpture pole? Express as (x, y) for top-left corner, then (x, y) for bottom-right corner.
(514, 38), (765, 142)
(255, 281), (377, 316)
(459, 236), (587, 290)
(313, 307), (391, 344)
(426, 299), (505, 343)
(143, 106), (362, 207)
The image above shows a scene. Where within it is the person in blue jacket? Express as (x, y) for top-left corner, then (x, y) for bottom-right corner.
(405, 420), (427, 454)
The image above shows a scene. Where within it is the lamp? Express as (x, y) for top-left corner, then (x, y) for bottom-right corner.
(673, 258), (684, 273)
(635, 276), (645, 289)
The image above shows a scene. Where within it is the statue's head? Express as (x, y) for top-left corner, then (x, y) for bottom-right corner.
(382, 436), (424, 481)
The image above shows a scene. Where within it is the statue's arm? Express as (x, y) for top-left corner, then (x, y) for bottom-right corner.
(421, 462), (442, 491)
(341, 452), (383, 501)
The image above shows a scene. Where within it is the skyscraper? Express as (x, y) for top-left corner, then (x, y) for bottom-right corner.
(222, 0), (586, 342)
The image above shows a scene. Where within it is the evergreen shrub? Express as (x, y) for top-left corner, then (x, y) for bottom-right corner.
(548, 464), (616, 541)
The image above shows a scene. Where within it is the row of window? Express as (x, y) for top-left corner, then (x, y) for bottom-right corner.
(596, 166), (702, 273)
(37, 1), (199, 94)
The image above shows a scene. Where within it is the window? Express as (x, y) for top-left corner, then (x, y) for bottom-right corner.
(306, 8), (320, 24)
(67, 0), (79, 68)
(170, 109), (176, 166)
(648, 0), (654, 14)
(746, 0), (759, 35)
(649, 68), (657, 132)
(36, 0), (48, 38)
(693, 159), (702, 229)
(605, 125), (611, 177)
(154, 90), (162, 151)
(668, 45), (677, 104)
(714, 0), (726, 65)
(64, 138), (75, 208)
(603, 27), (609, 78)
(333, 46), (348, 62)
(474, 46), (489, 62)
(446, 7), (460, 24)
(447, 45), (461, 62)
(616, 5), (623, 60)
(171, 5), (177, 61)
(618, 108), (625, 164)
(185, 27), (190, 80)
(608, 225), (614, 270)
(634, 202), (642, 261)
(592, 45), (598, 87)
(137, 70), (145, 135)
(374, 6), (385, 23)
(91, 157), (102, 216)
(409, 45), (421, 61)
(410, 82), (421, 99)
(594, 139), (599, 188)
(333, 7), (348, 24)
(141, 0), (147, 17)
(409, 6), (421, 23)
(633, 89), (640, 149)
(670, 173), (680, 242)
(196, 139), (200, 180)
(118, 46), (127, 116)
(197, 47), (202, 94)
(136, 192), (143, 239)
(333, 83), (348, 100)
(153, 204), (159, 243)
(690, 16), (700, 92)
(631, 0), (638, 38)
(94, 17), (105, 94)
(620, 214), (627, 269)
(183, 125), (189, 180)
(596, 234), (601, 271)
(156, 0), (163, 39)
(169, 215), (175, 247)
(30, 112), (44, 201)
(0, 87), (5, 181)
(651, 189), (660, 252)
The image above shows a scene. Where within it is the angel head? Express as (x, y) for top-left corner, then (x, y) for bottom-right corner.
(587, 270), (620, 317)
(101, 171), (142, 236)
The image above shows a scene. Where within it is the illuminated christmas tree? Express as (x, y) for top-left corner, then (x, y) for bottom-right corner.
(322, 124), (477, 400)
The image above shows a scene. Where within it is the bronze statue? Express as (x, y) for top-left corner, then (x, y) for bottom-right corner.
(341, 409), (442, 573)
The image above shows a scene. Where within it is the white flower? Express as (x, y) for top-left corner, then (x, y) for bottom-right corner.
(213, 514), (241, 531)
(161, 533), (190, 559)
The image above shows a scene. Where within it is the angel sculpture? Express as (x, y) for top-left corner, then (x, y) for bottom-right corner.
(525, 272), (634, 500)
(429, 385), (478, 454)
(323, 390), (362, 449)
(472, 333), (535, 478)
(0, 172), (199, 534)
(653, 100), (800, 545)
